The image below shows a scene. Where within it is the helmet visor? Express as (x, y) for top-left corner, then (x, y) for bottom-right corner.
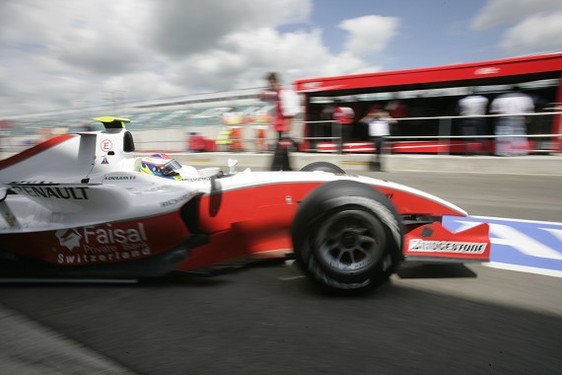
(161, 159), (182, 175)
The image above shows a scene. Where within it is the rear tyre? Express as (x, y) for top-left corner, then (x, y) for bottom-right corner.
(292, 180), (403, 293)
(299, 162), (345, 174)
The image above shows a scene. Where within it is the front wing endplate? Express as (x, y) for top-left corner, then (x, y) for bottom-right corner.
(403, 221), (490, 262)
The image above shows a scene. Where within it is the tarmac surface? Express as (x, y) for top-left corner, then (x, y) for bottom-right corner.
(0, 156), (561, 374)
(0, 304), (135, 374)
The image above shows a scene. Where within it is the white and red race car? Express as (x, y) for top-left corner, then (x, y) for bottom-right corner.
(0, 117), (489, 292)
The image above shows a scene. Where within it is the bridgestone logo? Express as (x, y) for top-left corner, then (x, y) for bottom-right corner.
(408, 239), (487, 254)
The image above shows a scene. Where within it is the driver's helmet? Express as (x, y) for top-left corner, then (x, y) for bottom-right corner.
(139, 154), (182, 180)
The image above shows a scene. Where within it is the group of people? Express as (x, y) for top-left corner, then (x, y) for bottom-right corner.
(458, 86), (535, 156)
(357, 86), (536, 171)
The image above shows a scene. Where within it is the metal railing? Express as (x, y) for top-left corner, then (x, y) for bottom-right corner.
(302, 111), (562, 155)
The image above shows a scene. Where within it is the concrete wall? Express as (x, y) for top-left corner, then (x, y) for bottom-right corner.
(155, 152), (562, 176)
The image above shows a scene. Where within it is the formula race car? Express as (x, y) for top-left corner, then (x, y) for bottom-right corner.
(0, 117), (490, 292)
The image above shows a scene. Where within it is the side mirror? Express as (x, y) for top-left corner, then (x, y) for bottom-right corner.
(198, 167), (221, 179)
(227, 159), (239, 174)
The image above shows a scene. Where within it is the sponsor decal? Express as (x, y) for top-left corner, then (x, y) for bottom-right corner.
(474, 67), (500, 75)
(104, 175), (136, 181)
(100, 139), (113, 152)
(12, 185), (89, 200)
(302, 82), (321, 90)
(181, 176), (214, 182)
(160, 193), (191, 208)
(53, 222), (151, 265)
(408, 239), (487, 254)
(56, 228), (82, 250)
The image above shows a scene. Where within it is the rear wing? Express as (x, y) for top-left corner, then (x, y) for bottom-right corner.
(0, 116), (136, 185)
(94, 116), (131, 130)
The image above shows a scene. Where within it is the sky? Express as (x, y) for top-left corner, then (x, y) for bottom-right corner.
(1, 0), (561, 118)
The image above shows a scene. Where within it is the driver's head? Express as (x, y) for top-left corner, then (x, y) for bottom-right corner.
(140, 153), (182, 180)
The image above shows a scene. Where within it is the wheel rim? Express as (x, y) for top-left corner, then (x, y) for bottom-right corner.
(313, 209), (386, 275)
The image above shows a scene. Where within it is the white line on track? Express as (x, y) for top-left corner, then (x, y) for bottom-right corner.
(485, 262), (562, 278)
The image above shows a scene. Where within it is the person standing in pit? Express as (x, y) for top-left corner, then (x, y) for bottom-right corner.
(457, 89), (489, 155)
(490, 86), (535, 156)
(360, 106), (395, 171)
(260, 72), (300, 170)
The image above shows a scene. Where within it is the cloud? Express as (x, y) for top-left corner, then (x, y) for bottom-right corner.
(500, 10), (562, 53)
(470, 0), (562, 54)
(339, 15), (399, 56)
(470, 0), (562, 30)
(0, 0), (150, 75)
(0, 0), (393, 118)
(149, 0), (312, 57)
(166, 27), (371, 92)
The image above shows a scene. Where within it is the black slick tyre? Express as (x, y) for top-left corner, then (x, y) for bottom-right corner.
(299, 162), (345, 174)
(292, 180), (403, 293)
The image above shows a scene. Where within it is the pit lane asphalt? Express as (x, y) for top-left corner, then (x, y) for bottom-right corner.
(1, 171), (561, 375)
